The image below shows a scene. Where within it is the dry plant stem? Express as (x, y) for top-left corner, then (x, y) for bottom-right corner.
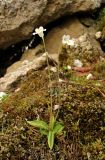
(42, 38), (53, 116)
(97, 88), (105, 98)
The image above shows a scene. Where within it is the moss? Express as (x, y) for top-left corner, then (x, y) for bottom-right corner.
(60, 83), (105, 159)
(93, 60), (105, 79)
(97, 7), (105, 31)
(0, 68), (105, 159)
(95, 7), (105, 53)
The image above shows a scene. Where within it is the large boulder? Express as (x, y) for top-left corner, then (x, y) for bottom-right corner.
(0, 0), (102, 48)
(0, 0), (47, 48)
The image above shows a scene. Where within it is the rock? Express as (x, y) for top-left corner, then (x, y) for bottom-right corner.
(0, 0), (47, 48)
(0, 0), (102, 48)
(45, 18), (86, 57)
(38, 0), (102, 24)
(79, 17), (95, 27)
(45, 17), (104, 61)
(59, 32), (104, 66)
(0, 46), (56, 91)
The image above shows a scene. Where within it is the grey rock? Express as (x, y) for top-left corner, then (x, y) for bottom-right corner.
(0, 51), (47, 91)
(0, 0), (47, 48)
(0, 0), (102, 48)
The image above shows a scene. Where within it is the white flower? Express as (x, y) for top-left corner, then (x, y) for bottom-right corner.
(62, 35), (70, 45)
(0, 92), (7, 101)
(62, 35), (75, 47)
(73, 59), (83, 67)
(33, 26), (46, 38)
(67, 39), (75, 46)
(86, 73), (93, 80)
(95, 31), (102, 39)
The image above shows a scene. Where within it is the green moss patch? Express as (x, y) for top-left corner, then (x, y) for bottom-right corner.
(0, 68), (105, 159)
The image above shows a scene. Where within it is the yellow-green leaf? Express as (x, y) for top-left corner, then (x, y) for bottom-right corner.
(40, 129), (48, 136)
(53, 123), (64, 134)
(27, 120), (48, 130)
(49, 114), (55, 130)
(48, 131), (54, 149)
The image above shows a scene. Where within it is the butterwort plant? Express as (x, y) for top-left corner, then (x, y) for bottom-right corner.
(27, 26), (64, 149)
(27, 115), (64, 150)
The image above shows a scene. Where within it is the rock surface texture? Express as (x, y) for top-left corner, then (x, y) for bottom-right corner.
(0, 0), (102, 48)
(0, 47), (47, 91)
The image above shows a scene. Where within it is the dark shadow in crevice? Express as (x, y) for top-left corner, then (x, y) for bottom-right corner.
(0, 35), (41, 77)
(101, 41), (105, 53)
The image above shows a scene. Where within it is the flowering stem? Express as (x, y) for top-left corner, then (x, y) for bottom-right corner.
(42, 38), (53, 116)
(55, 48), (61, 121)
(42, 37), (47, 52)
(42, 34), (61, 122)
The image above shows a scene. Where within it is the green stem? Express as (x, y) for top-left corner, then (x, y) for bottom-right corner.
(42, 38), (53, 116)
(55, 47), (61, 121)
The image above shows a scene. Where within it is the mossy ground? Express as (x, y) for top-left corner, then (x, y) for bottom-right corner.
(0, 62), (105, 160)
